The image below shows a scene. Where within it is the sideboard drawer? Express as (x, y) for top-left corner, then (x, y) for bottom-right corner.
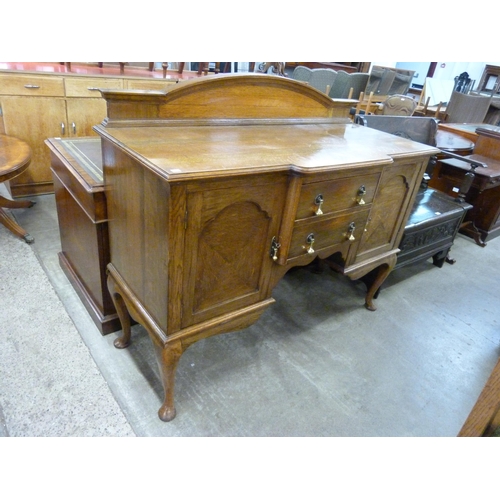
(288, 209), (370, 260)
(0, 74), (65, 96)
(65, 77), (124, 97)
(296, 172), (380, 220)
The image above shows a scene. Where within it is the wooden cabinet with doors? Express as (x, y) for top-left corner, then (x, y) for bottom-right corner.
(92, 74), (437, 421)
(0, 69), (176, 196)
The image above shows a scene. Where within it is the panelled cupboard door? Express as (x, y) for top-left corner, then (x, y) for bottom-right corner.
(355, 159), (425, 263)
(0, 96), (67, 189)
(65, 98), (107, 137)
(181, 174), (288, 328)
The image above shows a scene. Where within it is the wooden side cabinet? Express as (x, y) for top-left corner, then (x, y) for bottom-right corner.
(45, 137), (120, 335)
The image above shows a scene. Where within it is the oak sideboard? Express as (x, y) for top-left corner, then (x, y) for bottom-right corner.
(91, 74), (437, 421)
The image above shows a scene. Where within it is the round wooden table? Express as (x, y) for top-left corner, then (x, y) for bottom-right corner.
(0, 134), (35, 243)
(435, 129), (475, 156)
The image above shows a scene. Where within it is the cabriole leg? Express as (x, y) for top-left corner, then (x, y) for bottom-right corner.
(107, 273), (132, 349)
(152, 339), (184, 422)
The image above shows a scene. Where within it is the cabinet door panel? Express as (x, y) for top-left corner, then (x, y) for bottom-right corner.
(66, 98), (107, 137)
(356, 160), (424, 262)
(182, 176), (287, 327)
(1, 96), (67, 189)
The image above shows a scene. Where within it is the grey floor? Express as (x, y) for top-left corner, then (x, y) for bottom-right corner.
(6, 193), (500, 436)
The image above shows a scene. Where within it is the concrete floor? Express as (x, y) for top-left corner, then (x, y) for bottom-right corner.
(7, 193), (500, 436)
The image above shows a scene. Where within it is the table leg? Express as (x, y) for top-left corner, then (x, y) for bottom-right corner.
(0, 196), (35, 210)
(0, 196), (35, 243)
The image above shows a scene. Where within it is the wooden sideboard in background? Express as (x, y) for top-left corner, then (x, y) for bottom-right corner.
(0, 63), (179, 197)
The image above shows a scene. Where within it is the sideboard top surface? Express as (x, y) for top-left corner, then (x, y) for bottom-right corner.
(96, 122), (438, 181)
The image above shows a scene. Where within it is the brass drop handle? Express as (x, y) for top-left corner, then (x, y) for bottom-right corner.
(61, 122), (65, 135)
(314, 194), (324, 215)
(306, 233), (315, 254)
(357, 185), (366, 205)
(346, 222), (356, 241)
(72, 122), (76, 134)
(270, 236), (281, 261)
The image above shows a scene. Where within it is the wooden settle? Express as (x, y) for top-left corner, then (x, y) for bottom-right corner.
(93, 74), (438, 421)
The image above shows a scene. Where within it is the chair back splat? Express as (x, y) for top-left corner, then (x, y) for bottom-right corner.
(380, 94), (417, 116)
(444, 90), (492, 123)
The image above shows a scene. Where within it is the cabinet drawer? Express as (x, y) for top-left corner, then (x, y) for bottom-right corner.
(288, 209), (370, 259)
(296, 172), (380, 220)
(65, 77), (124, 97)
(0, 74), (65, 96)
(125, 79), (177, 91)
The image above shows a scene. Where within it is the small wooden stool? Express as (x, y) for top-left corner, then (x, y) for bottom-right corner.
(0, 134), (35, 243)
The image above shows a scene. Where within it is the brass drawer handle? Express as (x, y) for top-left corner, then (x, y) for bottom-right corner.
(24, 84), (40, 89)
(357, 185), (367, 205)
(346, 222), (356, 241)
(305, 233), (315, 254)
(270, 236), (281, 261)
(314, 194), (324, 215)
(87, 87), (100, 91)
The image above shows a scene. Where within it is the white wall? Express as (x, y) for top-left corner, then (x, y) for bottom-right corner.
(432, 62), (488, 88)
